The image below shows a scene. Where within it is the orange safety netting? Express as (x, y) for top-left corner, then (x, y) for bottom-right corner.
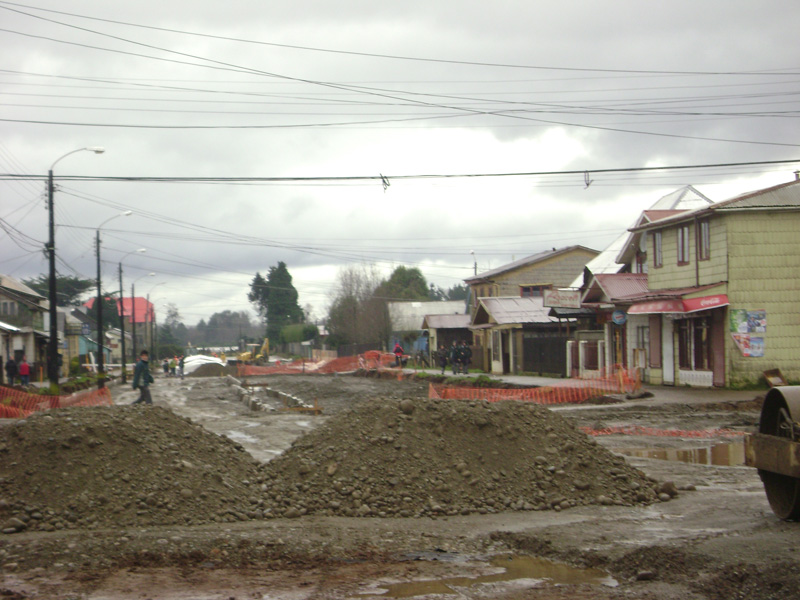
(237, 351), (400, 377)
(580, 425), (746, 438)
(428, 369), (641, 405)
(0, 386), (113, 419)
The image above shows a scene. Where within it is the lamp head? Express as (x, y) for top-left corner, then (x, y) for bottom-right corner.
(87, 147), (105, 154)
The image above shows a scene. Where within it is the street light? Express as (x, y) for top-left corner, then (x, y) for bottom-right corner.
(131, 273), (155, 357)
(118, 248), (146, 383)
(95, 211), (132, 388)
(47, 146), (105, 389)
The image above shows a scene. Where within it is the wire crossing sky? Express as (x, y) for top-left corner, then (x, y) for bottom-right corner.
(2, 0), (799, 323)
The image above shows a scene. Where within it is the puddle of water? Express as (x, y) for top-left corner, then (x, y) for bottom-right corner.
(360, 555), (616, 598)
(615, 440), (745, 466)
(225, 430), (259, 444)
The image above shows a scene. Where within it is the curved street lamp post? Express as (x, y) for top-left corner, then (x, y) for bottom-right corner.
(47, 147), (105, 389)
(95, 211), (131, 388)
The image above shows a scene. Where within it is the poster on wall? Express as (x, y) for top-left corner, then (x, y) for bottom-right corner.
(730, 308), (767, 333)
(731, 332), (766, 357)
(730, 308), (767, 357)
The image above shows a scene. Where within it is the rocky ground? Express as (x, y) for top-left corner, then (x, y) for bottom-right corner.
(1, 371), (798, 599)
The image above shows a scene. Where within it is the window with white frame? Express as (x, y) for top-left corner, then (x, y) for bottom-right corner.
(677, 224), (690, 265)
(698, 219), (710, 260)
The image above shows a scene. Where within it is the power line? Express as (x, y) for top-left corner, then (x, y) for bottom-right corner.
(2, 157), (798, 184)
(3, 1), (799, 77)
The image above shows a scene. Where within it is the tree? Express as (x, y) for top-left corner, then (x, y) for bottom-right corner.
(374, 266), (429, 301)
(23, 274), (94, 306)
(446, 284), (468, 301)
(325, 264), (388, 347)
(88, 295), (122, 329)
(248, 262), (304, 343)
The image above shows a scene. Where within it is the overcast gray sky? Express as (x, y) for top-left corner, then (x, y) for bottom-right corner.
(2, 1), (799, 326)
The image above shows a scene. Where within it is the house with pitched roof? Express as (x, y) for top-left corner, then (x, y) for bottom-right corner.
(627, 178), (800, 387)
(464, 246), (599, 374)
(0, 274), (50, 379)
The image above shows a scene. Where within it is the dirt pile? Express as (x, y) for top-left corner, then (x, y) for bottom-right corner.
(257, 397), (662, 518)
(0, 406), (264, 533)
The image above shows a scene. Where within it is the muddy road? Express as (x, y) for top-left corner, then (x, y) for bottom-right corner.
(1, 372), (797, 599)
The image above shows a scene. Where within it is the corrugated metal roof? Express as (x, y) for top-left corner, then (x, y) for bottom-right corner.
(0, 274), (45, 300)
(714, 178), (800, 210)
(477, 297), (560, 325)
(422, 313), (471, 329)
(0, 319), (21, 332)
(631, 179), (800, 232)
(388, 300), (465, 331)
(648, 185), (713, 210)
(593, 273), (649, 301)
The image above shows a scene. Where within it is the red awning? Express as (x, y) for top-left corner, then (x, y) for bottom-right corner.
(682, 294), (729, 313)
(628, 294), (728, 315)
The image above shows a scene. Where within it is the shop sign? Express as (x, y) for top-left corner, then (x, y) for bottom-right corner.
(543, 289), (581, 308)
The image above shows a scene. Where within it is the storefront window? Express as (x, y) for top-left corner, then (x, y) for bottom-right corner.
(678, 318), (710, 371)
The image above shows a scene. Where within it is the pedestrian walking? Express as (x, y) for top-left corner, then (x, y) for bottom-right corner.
(393, 342), (404, 368)
(178, 355), (185, 380)
(448, 341), (459, 375)
(169, 357), (177, 377)
(4, 357), (17, 386)
(17, 356), (30, 386)
(459, 340), (472, 374)
(132, 350), (155, 405)
(162, 358), (169, 376)
(437, 345), (448, 374)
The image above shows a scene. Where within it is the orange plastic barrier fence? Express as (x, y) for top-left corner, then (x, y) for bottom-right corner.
(428, 369), (641, 405)
(0, 386), (112, 419)
(237, 351), (400, 377)
(580, 425), (746, 438)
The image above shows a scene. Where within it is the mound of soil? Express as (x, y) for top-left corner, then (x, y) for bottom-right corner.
(257, 397), (661, 518)
(0, 406), (264, 533)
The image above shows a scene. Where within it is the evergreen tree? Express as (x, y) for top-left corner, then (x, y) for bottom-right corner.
(23, 274), (94, 306)
(248, 262), (303, 343)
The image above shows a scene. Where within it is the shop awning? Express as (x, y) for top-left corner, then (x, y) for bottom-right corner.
(628, 294), (728, 315)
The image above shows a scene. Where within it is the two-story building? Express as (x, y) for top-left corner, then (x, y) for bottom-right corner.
(628, 178), (800, 387)
(0, 274), (50, 379)
(465, 246), (599, 375)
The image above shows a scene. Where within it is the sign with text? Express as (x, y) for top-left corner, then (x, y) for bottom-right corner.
(543, 289), (581, 309)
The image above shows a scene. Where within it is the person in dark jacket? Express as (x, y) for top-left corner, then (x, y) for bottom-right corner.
(4, 358), (17, 386)
(448, 341), (459, 375)
(132, 350), (155, 405)
(459, 340), (472, 374)
(437, 345), (448, 374)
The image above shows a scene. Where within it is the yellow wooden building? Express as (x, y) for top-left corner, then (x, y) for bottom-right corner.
(628, 178), (800, 387)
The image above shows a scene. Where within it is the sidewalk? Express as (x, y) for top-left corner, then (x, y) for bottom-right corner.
(408, 368), (762, 406)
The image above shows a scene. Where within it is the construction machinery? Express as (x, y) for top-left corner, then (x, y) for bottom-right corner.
(237, 338), (269, 364)
(745, 386), (800, 520)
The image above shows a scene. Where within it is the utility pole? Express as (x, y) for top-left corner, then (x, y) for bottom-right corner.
(45, 147), (105, 390)
(95, 230), (105, 388)
(46, 168), (58, 389)
(119, 263), (127, 383)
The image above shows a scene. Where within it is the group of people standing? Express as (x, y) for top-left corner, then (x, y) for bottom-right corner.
(437, 340), (472, 375)
(161, 356), (185, 379)
(4, 356), (31, 386)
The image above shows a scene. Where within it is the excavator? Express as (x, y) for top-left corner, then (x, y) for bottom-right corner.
(237, 338), (269, 365)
